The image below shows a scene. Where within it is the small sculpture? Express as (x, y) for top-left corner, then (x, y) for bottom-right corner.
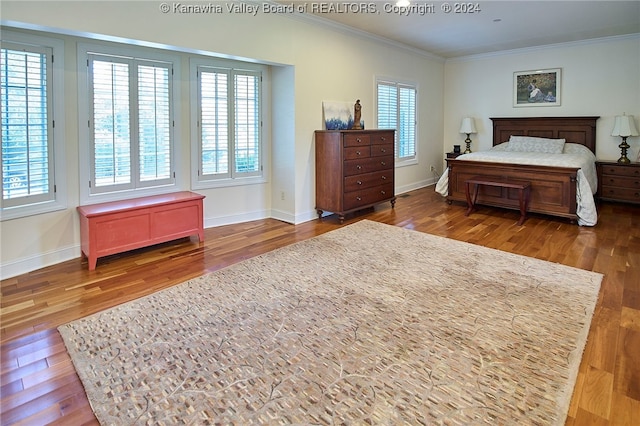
(352, 99), (362, 130)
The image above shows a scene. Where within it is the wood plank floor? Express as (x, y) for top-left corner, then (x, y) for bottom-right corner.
(1, 187), (639, 425)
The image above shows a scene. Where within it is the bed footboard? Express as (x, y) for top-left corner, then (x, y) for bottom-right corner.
(446, 159), (579, 220)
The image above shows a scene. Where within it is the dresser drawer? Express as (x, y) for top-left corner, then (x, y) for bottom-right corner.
(600, 186), (640, 202)
(344, 155), (394, 176)
(343, 183), (394, 210)
(344, 145), (371, 160)
(600, 164), (640, 178)
(344, 170), (393, 192)
(371, 142), (394, 157)
(371, 131), (394, 145)
(600, 175), (640, 189)
(343, 133), (371, 147)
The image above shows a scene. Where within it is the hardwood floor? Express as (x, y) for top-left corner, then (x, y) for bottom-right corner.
(1, 187), (639, 425)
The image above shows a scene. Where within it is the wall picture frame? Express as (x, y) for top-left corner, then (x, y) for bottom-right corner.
(513, 68), (561, 107)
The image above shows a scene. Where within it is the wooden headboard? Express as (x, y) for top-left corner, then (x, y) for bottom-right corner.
(491, 116), (599, 153)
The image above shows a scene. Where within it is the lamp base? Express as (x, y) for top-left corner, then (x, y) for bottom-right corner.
(617, 137), (631, 164)
(464, 135), (472, 154)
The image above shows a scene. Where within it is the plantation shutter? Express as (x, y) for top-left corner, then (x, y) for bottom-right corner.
(1, 44), (54, 206)
(377, 80), (416, 161)
(90, 55), (132, 190)
(198, 67), (261, 181)
(199, 67), (230, 178)
(234, 71), (260, 175)
(398, 85), (416, 159)
(137, 62), (172, 184)
(89, 54), (173, 193)
(377, 82), (397, 132)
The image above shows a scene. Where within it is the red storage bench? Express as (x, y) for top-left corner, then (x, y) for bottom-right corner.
(77, 191), (205, 270)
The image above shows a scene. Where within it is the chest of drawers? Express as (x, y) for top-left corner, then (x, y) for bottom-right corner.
(315, 129), (395, 222)
(596, 161), (640, 204)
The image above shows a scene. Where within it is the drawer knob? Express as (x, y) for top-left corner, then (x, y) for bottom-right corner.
(381, 190), (386, 195)
(381, 161), (386, 166)
(356, 138), (361, 142)
(380, 148), (386, 153)
(357, 180), (362, 185)
(356, 151), (361, 156)
(357, 165), (362, 170)
(356, 196), (362, 201)
(381, 137), (386, 141)
(381, 175), (387, 180)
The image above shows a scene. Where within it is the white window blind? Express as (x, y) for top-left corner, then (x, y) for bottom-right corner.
(234, 72), (260, 175)
(91, 57), (131, 188)
(88, 54), (173, 194)
(398, 85), (416, 158)
(197, 66), (261, 182)
(138, 64), (171, 182)
(199, 68), (229, 176)
(1, 44), (54, 207)
(377, 80), (417, 161)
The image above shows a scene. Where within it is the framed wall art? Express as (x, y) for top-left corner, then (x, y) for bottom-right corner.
(513, 68), (561, 107)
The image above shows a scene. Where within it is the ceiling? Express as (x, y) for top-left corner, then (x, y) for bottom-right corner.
(292, 1), (640, 58)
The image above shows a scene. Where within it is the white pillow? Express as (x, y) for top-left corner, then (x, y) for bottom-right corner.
(506, 136), (566, 154)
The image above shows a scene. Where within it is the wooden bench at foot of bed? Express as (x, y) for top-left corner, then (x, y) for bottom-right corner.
(465, 176), (531, 225)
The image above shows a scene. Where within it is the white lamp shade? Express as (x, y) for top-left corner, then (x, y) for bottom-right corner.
(611, 114), (639, 137)
(459, 117), (477, 134)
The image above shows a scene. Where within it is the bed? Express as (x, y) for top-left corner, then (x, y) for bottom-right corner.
(436, 116), (599, 226)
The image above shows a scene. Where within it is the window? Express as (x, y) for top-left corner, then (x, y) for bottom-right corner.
(377, 80), (417, 163)
(87, 53), (173, 195)
(194, 62), (263, 186)
(1, 33), (66, 220)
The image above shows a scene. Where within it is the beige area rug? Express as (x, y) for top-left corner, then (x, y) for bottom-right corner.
(59, 220), (602, 425)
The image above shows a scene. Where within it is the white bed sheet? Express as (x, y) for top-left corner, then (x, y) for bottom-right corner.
(435, 143), (598, 226)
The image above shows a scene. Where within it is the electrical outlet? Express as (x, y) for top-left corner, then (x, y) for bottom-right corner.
(430, 165), (436, 172)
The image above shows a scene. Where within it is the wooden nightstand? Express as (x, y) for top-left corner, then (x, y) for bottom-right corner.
(446, 152), (463, 159)
(596, 161), (640, 204)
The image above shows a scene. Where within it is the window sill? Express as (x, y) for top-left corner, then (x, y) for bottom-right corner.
(0, 199), (67, 221)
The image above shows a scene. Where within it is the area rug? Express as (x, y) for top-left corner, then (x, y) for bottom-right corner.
(58, 220), (602, 425)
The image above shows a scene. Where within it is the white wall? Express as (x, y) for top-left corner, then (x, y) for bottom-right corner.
(0, 2), (445, 278)
(443, 35), (640, 163)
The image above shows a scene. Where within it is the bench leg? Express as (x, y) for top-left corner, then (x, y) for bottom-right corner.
(88, 255), (98, 271)
(465, 182), (478, 217)
(517, 186), (531, 226)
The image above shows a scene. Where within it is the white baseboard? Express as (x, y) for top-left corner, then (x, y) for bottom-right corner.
(1, 244), (80, 280)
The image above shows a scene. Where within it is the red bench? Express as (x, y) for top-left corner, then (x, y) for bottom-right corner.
(77, 191), (205, 270)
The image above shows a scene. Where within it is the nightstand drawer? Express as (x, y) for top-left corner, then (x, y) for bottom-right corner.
(600, 176), (640, 189)
(600, 186), (640, 202)
(600, 164), (640, 177)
